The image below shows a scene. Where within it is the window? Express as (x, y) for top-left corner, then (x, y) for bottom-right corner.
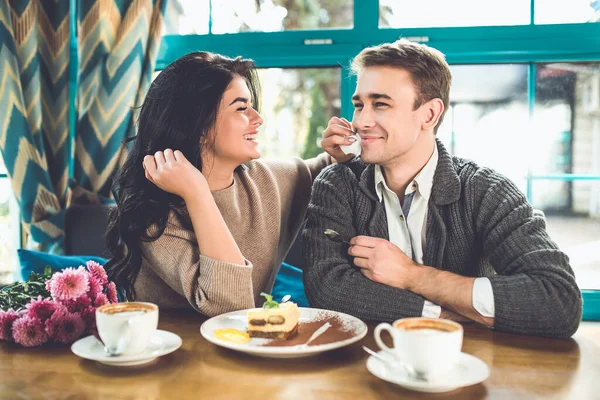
(437, 62), (600, 289)
(535, 0), (600, 25)
(437, 64), (529, 192)
(256, 67), (341, 159)
(533, 62), (600, 289)
(379, 0), (530, 28)
(0, 154), (18, 285)
(164, 0), (353, 35)
(212, 0), (353, 33)
(164, 0), (209, 35)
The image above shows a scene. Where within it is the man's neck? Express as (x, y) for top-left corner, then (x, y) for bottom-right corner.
(381, 135), (436, 198)
(201, 156), (237, 192)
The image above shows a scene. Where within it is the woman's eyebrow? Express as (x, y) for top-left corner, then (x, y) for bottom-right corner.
(229, 97), (249, 106)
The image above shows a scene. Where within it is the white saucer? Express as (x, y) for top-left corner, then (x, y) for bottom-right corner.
(366, 350), (490, 393)
(71, 330), (182, 366)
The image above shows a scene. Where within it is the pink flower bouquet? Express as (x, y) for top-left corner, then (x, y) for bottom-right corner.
(0, 261), (118, 347)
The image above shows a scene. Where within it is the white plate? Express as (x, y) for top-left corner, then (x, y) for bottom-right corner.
(200, 307), (367, 358)
(366, 350), (490, 393)
(71, 330), (182, 366)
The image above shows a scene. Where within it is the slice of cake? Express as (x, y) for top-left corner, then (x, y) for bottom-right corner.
(247, 293), (300, 340)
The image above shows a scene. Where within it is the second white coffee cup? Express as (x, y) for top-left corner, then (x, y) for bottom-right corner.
(374, 317), (463, 380)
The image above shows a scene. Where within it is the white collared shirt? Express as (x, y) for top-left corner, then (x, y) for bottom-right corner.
(374, 145), (495, 319)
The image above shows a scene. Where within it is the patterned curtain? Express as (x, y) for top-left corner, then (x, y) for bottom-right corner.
(0, 0), (71, 253)
(73, 0), (167, 203)
(0, 0), (167, 253)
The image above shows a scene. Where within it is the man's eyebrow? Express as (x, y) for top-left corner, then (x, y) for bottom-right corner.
(229, 97), (249, 106)
(352, 93), (393, 101)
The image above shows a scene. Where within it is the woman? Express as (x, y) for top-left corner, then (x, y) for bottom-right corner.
(105, 52), (351, 316)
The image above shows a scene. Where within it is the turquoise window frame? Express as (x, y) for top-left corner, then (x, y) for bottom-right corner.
(155, 0), (600, 320)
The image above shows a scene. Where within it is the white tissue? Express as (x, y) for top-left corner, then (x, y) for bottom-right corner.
(340, 134), (361, 156)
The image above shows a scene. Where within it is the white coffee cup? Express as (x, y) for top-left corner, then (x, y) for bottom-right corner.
(96, 302), (159, 356)
(374, 317), (463, 379)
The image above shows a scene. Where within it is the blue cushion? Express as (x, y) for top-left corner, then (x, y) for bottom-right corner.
(271, 262), (309, 307)
(17, 249), (107, 281)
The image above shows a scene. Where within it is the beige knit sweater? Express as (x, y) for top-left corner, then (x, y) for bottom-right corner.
(134, 153), (330, 316)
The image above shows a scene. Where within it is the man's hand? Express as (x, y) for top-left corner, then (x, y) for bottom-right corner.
(321, 116), (357, 163)
(348, 235), (418, 289)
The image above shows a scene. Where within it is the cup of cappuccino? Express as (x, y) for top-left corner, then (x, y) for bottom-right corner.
(96, 302), (159, 356)
(374, 317), (463, 379)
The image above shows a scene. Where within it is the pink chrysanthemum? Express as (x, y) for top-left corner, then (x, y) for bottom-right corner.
(61, 295), (92, 314)
(12, 316), (48, 347)
(87, 274), (104, 301)
(80, 306), (96, 333)
(86, 260), (108, 287)
(0, 309), (20, 341)
(26, 297), (59, 322)
(45, 309), (85, 344)
(106, 282), (118, 303)
(94, 293), (109, 308)
(47, 267), (89, 301)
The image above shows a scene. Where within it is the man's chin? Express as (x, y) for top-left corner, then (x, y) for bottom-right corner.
(359, 153), (379, 164)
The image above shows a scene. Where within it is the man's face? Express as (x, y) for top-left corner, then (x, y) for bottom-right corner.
(351, 66), (430, 166)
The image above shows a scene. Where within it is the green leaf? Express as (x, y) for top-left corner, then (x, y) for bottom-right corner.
(260, 292), (279, 309)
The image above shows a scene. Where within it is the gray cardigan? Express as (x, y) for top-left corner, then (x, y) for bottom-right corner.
(303, 140), (582, 338)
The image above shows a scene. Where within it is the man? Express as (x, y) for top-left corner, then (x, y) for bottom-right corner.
(304, 39), (582, 338)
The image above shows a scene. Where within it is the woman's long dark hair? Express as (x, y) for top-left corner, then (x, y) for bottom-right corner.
(105, 52), (261, 300)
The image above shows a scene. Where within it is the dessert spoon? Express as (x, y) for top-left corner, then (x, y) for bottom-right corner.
(324, 229), (351, 245)
(297, 322), (331, 349)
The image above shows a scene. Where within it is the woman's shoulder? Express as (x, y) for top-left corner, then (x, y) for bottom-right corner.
(241, 157), (310, 182)
(243, 153), (330, 181)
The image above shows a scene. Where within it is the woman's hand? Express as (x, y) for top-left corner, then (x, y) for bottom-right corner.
(143, 149), (207, 199)
(321, 116), (357, 163)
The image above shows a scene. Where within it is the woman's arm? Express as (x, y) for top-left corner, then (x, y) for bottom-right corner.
(141, 216), (254, 315)
(143, 149), (244, 265)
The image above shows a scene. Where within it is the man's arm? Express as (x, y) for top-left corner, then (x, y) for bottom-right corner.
(302, 164), (427, 322)
(347, 235), (492, 325)
(472, 172), (582, 338)
(408, 268), (494, 326)
(406, 172), (581, 337)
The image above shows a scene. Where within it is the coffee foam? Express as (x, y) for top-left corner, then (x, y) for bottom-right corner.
(395, 318), (460, 333)
(97, 302), (156, 315)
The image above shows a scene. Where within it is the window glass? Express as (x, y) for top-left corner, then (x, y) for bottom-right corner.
(212, 0), (353, 34)
(0, 179), (18, 285)
(257, 67), (341, 159)
(379, 0), (530, 28)
(535, 0), (600, 25)
(164, 0), (210, 35)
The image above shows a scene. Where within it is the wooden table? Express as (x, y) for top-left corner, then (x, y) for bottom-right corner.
(0, 310), (599, 399)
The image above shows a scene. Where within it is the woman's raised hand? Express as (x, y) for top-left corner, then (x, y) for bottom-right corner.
(143, 149), (207, 199)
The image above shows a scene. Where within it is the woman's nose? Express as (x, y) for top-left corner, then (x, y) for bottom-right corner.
(251, 108), (264, 127)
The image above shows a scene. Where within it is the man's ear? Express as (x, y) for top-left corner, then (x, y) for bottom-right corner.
(421, 98), (444, 131)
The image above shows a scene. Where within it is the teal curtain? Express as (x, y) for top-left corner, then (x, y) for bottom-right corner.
(0, 0), (167, 252)
(73, 0), (167, 203)
(0, 0), (71, 253)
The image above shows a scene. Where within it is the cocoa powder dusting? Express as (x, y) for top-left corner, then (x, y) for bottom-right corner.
(261, 312), (358, 347)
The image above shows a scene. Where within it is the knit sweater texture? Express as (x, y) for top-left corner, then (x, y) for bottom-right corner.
(303, 140), (582, 338)
(135, 153), (330, 316)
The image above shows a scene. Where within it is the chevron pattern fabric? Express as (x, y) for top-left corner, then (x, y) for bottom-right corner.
(0, 0), (166, 252)
(0, 0), (71, 253)
(74, 0), (166, 203)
